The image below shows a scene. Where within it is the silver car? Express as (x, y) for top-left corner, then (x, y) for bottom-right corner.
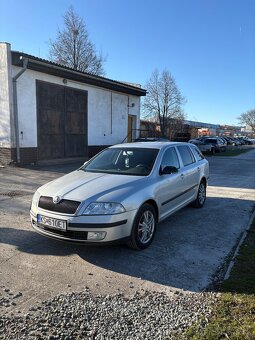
(31, 142), (209, 250)
(188, 139), (215, 154)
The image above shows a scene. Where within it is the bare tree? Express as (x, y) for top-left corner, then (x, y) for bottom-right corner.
(49, 6), (105, 75)
(142, 69), (185, 137)
(238, 109), (255, 133)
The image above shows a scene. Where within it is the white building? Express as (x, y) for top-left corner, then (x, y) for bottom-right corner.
(0, 42), (146, 164)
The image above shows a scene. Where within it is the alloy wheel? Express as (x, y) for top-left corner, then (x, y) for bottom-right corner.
(137, 210), (155, 244)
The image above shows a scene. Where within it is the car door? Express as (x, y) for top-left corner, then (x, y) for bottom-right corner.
(156, 146), (187, 220)
(176, 145), (200, 203)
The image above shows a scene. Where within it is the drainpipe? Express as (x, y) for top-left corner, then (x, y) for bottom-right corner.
(13, 57), (28, 163)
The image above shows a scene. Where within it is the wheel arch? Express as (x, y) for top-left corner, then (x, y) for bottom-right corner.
(200, 176), (207, 187)
(143, 199), (159, 222)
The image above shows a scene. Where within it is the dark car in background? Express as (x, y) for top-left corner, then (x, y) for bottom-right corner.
(134, 137), (170, 142)
(239, 137), (254, 145)
(226, 137), (241, 146)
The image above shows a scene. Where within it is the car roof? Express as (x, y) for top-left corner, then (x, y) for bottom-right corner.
(110, 142), (190, 150)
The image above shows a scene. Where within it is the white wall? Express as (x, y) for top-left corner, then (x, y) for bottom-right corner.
(11, 66), (141, 148)
(0, 43), (14, 147)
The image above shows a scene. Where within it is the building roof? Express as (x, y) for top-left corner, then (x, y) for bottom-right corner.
(184, 120), (220, 129)
(11, 51), (147, 97)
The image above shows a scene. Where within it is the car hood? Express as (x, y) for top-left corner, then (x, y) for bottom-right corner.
(38, 170), (147, 204)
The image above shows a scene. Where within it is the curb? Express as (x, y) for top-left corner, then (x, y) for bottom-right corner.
(224, 208), (255, 281)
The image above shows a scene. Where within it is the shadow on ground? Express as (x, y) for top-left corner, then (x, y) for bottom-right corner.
(1, 196), (254, 292)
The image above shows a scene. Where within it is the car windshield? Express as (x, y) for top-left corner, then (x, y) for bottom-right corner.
(81, 147), (159, 176)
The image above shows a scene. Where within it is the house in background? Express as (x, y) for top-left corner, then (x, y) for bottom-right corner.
(0, 42), (146, 165)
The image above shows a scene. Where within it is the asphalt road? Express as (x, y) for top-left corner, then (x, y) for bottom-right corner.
(0, 148), (255, 313)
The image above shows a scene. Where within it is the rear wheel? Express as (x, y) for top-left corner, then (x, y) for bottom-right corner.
(127, 203), (157, 250)
(191, 180), (206, 208)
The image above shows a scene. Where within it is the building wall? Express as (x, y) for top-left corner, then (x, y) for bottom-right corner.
(0, 43), (14, 148)
(0, 41), (142, 164)
(11, 66), (140, 150)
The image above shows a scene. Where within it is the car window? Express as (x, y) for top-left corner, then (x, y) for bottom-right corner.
(160, 147), (180, 171)
(82, 147), (159, 176)
(205, 139), (217, 144)
(177, 145), (195, 166)
(190, 145), (204, 161)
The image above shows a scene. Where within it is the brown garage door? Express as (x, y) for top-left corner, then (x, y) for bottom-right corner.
(37, 81), (88, 160)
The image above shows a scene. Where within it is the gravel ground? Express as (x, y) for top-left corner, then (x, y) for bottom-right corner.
(0, 289), (216, 339)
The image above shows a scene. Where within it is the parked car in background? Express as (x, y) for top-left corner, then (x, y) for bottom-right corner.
(199, 137), (227, 152)
(30, 142), (209, 250)
(226, 137), (241, 146)
(229, 137), (242, 145)
(189, 139), (215, 154)
(219, 136), (229, 145)
(222, 136), (234, 145)
(134, 137), (170, 142)
(236, 138), (245, 145)
(237, 137), (253, 145)
(217, 137), (228, 146)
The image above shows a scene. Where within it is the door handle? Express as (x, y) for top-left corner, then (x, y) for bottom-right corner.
(180, 173), (184, 179)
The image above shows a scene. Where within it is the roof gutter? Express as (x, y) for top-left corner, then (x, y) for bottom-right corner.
(13, 57), (28, 163)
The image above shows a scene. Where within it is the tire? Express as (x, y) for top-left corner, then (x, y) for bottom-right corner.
(127, 203), (157, 250)
(191, 180), (206, 208)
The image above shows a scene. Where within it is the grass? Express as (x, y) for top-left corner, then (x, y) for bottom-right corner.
(184, 215), (255, 339)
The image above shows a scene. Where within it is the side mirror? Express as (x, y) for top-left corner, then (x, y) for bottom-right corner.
(160, 166), (178, 175)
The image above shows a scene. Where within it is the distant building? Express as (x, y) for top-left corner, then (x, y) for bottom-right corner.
(217, 125), (243, 137)
(139, 119), (220, 141)
(241, 125), (254, 136)
(184, 120), (220, 138)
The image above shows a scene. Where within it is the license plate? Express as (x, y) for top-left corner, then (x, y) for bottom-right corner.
(37, 214), (67, 231)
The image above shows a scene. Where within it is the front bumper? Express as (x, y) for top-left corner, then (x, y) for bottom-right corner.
(30, 207), (137, 244)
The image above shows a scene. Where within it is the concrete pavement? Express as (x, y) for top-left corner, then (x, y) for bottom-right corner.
(0, 149), (254, 313)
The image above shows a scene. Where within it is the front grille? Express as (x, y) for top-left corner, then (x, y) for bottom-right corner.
(36, 223), (88, 240)
(38, 196), (80, 214)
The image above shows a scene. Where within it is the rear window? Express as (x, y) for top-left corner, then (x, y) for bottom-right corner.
(205, 139), (217, 144)
(190, 145), (204, 161)
(177, 145), (195, 166)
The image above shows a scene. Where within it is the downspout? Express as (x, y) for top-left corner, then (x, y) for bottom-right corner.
(110, 92), (113, 134)
(13, 57), (28, 163)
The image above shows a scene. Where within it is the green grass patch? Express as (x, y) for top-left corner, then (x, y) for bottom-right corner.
(214, 147), (253, 157)
(184, 215), (255, 339)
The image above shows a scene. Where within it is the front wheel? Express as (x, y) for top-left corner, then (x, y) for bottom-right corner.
(127, 203), (157, 250)
(191, 181), (206, 208)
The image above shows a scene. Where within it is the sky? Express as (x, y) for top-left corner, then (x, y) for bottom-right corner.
(0, 0), (254, 126)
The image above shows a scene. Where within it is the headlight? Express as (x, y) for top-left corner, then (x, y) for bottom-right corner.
(82, 202), (125, 215)
(32, 190), (40, 206)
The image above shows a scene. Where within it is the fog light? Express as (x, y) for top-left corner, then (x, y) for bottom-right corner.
(87, 231), (106, 240)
